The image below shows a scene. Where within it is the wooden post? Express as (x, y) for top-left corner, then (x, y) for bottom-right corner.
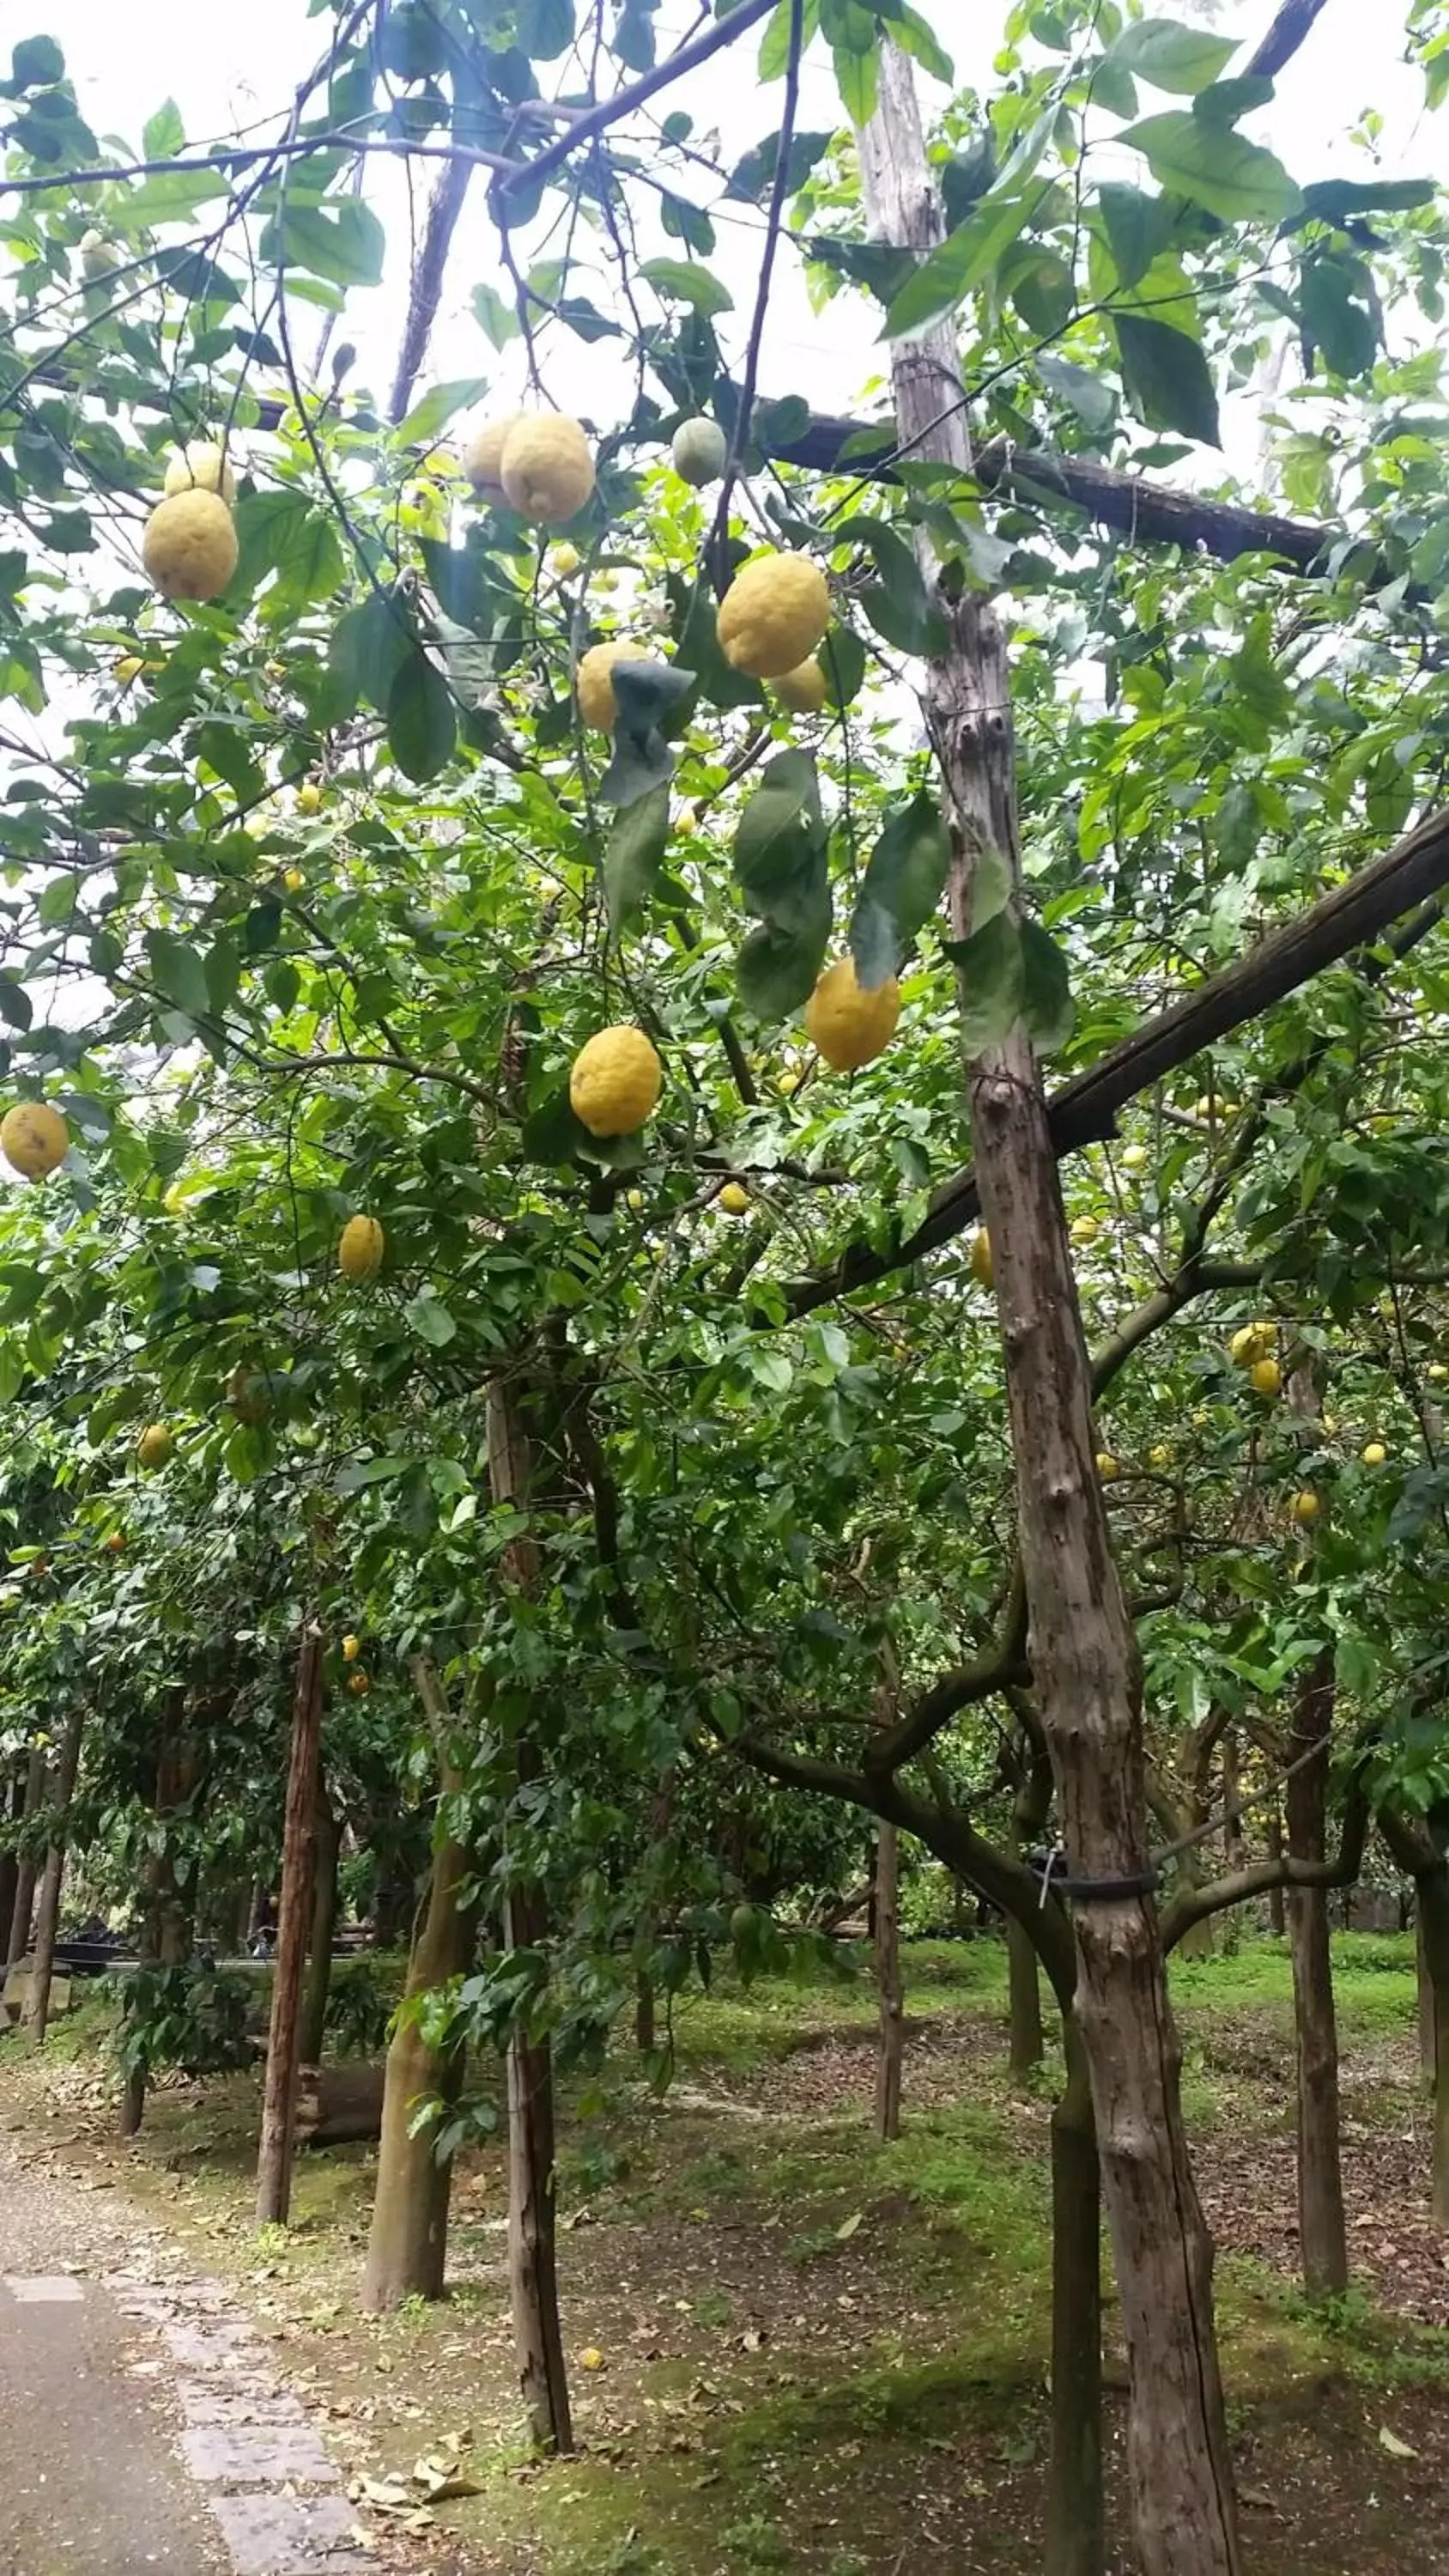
(1285, 1652), (1346, 2296)
(255, 1625), (324, 2227)
(5, 1742), (45, 1968)
(873, 1820), (904, 2141)
(299, 1780), (341, 2069)
(26, 1704), (85, 2047)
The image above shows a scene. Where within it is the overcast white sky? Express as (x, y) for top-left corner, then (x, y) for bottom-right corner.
(29, 0), (1438, 441)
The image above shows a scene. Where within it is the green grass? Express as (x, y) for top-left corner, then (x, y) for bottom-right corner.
(1171, 1931), (1416, 2037)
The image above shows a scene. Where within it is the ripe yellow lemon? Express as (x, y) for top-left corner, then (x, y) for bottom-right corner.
(142, 490), (239, 602)
(677, 806), (699, 835)
(1322, 1413), (1338, 1434)
(576, 640), (652, 732)
(348, 1669), (370, 1696)
(1149, 1444), (1172, 1467)
(774, 657), (828, 715)
(1249, 1358), (1282, 1397)
(343, 1633), (361, 1662)
(1121, 1143), (1149, 1173)
(1290, 1490), (1320, 1526)
(1070, 1215), (1098, 1247)
(550, 541), (582, 576)
(1229, 1320), (1276, 1368)
(136, 1424), (173, 1470)
(113, 653), (145, 684)
(718, 1182), (749, 1216)
(804, 958), (900, 1072)
(671, 417), (729, 486)
(80, 229), (120, 280)
(163, 440), (236, 505)
(500, 415), (595, 524)
(1428, 1364), (1449, 1384)
(297, 781), (322, 815)
(970, 1228), (992, 1290)
(1361, 1440), (1386, 1467)
(569, 1027), (663, 1137)
(283, 868), (305, 893)
(718, 551), (830, 679)
(1, 1101), (69, 1180)
(338, 1214), (385, 1282)
(463, 413), (524, 498)
(1095, 1451), (1121, 1482)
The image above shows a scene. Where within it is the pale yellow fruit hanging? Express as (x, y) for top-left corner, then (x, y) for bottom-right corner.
(1095, 1451), (1121, 1482)
(570, 1027), (663, 1138)
(113, 653), (145, 684)
(297, 781), (322, 815)
(1149, 1444), (1172, 1467)
(970, 1229), (993, 1290)
(550, 541), (582, 576)
(718, 1182), (749, 1216)
(338, 1214), (385, 1282)
(136, 1425), (173, 1470)
(1121, 1143), (1149, 1172)
(283, 868), (305, 893)
(671, 417), (728, 486)
(349, 1669), (370, 1696)
(1428, 1364), (1449, 1383)
(803, 958), (900, 1072)
(576, 640), (652, 732)
(1249, 1358), (1282, 1397)
(163, 440), (237, 505)
(1361, 1440), (1387, 1467)
(142, 490), (239, 602)
(80, 229), (119, 280)
(500, 415), (595, 524)
(464, 413), (525, 498)
(1070, 1215), (1098, 1247)
(1, 1102), (69, 1180)
(774, 658), (827, 715)
(1290, 1489), (1320, 1525)
(718, 551), (830, 679)
(1228, 1320), (1276, 1368)
(343, 1633), (361, 1662)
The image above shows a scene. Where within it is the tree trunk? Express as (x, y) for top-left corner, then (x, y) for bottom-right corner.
(874, 1820), (904, 2141)
(1266, 1804), (1286, 1934)
(1047, 2026), (1104, 2576)
(1008, 1741), (1051, 2081)
(363, 1680), (477, 2311)
(858, 48), (1241, 2575)
(6, 1743), (45, 1968)
(0, 1755), (22, 1957)
(1419, 1907), (1438, 2082)
(488, 1375), (573, 2455)
(255, 1627), (324, 2227)
(26, 1704), (85, 2047)
(1285, 1653), (1346, 2298)
(300, 1782), (341, 2070)
(634, 1970), (656, 2057)
(1222, 1730), (1246, 1874)
(1418, 1868), (1449, 2224)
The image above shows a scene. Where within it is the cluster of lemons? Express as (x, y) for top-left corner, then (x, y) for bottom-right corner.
(141, 441), (239, 604)
(460, 410), (905, 1139)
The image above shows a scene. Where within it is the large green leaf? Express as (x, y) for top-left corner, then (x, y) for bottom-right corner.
(947, 912), (1023, 1054)
(759, 0), (820, 77)
(145, 928), (210, 1023)
(597, 661), (695, 807)
(396, 379), (490, 446)
(1096, 181), (1176, 291)
(855, 790), (950, 960)
(734, 750), (822, 914)
(737, 908), (831, 1021)
(1104, 16), (1235, 94)
(837, 515), (945, 654)
(1113, 313), (1221, 446)
(604, 783), (671, 933)
(1119, 112), (1302, 224)
(1018, 920), (1073, 1054)
(1300, 177), (1436, 222)
(639, 258), (734, 317)
(833, 39), (879, 124)
(387, 649), (457, 781)
(270, 199), (385, 288)
(882, 191), (1041, 338)
(330, 589), (415, 714)
(1299, 253), (1378, 379)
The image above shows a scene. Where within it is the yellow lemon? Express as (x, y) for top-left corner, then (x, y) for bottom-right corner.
(774, 657), (828, 715)
(718, 1182), (749, 1216)
(297, 781), (322, 815)
(1290, 1489), (1320, 1525)
(463, 413), (525, 498)
(226, 1364), (268, 1425)
(1, 1101), (69, 1180)
(500, 415), (595, 523)
(803, 958), (900, 1072)
(1121, 1143), (1149, 1173)
(550, 541), (582, 576)
(1229, 1320), (1276, 1368)
(163, 440), (237, 505)
(1070, 1216), (1098, 1247)
(142, 490), (239, 602)
(1322, 1413), (1338, 1434)
(348, 1669), (370, 1696)
(113, 653), (146, 684)
(970, 1229), (993, 1290)
(579, 2346), (606, 2372)
(1361, 1440), (1386, 1467)
(80, 229), (120, 280)
(136, 1424), (173, 1470)
(576, 640), (652, 732)
(1095, 1451), (1120, 1483)
(1249, 1358), (1282, 1397)
(718, 551), (830, 679)
(338, 1214), (385, 1282)
(671, 417), (729, 486)
(284, 868), (305, 893)
(676, 806), (700, 835)
(1149, 1444), (1172, 1467)
(625, 1188), (645, 1212)
(343, 1633), (361, 1662)
(570, 1027), (663, 1138)
(1428, 1364), (1449, 1384)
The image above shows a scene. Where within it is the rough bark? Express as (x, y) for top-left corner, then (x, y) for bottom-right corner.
(1048, 2030), (1105, 2576)
(1266, 1803), (1286, 1935)
(1008, 1743), (1051, 2081)
(389, 153), (474, 423)
(300, 1782), (341, 2071)
(858, 45), (1241, 2576)
(1419, 1909), (1438, 2082)
(25, 1704), (85, 2047)
(6, 1743), (45, 1968)
(255, 1627), (324, 2227)
(488, 1375), (573, 2455)
(1285, 1652), (1347, 2297)
(363, 1676), (477, 2310)
(1246, 0), (1330, 78)
(874, 1820), (904, 2141)
(1222, 1730), (1246, 1874)
(0, 1756), (21, 1954)
(1380, 1807), (1449, 2223)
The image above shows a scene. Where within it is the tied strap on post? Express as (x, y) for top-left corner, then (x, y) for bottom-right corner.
(1033, 1843), (1161, 1908)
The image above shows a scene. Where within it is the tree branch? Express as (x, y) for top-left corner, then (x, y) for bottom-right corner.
(495, 0), (777, 202)
(390, 154), (476, 425)
(1246, 0), (1331, 79)
(865, 1559), (1029, 1777)
(1161, 1770), (1368, 1949)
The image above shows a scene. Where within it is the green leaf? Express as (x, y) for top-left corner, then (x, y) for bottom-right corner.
(1009, 248), (1074, 338)
(396, 378), (490, 446)
(604, 783), (671, 932)
(264, 959), (300, 1014)
(1119, 112), (1302, 224)
(759, 0), (820, 74)
(848, 893), (896, 992)
(521, 1086), (595, 1167)
(969, 845), (1013, 934)
(1300, 177), (1436, 222)
(270, 199), (386, 289)
(838, 514), (945, 654)
(819, 625), (865, 709)
(330, 590), (415, 714)
(1113, 313), (1221, 447)
(639, 258), (734, 316)
(737, 912), (831, 1021)
(1037, 353), (1117, 432)
(1096, 181), (1175, 290)
(145, 928), (210, 1022)
(833, 39), (879, 122)
(142, 98), (185, 157)
(597, 661), (695, 807)
(517, 0), (576, 56)
(1299, 253), (1378, 378)
(194, 720), (264, 806)
(388, 650), (457, 782)
(857, 790), (949, 952)
(947, 912), (1023, 1052)
(726, 129), (836, 203)
(879, 1), (953, 83)
(1105, 16), (1234, 94)
(11, 35), (64, 87)
(405, 1292), (457, 1348)
(882, 191), (1040, 337)
(471, 282), (520, 350)
(1018, 920), (1073, 1053)
(734, 750), (822, 911)
(203, 933), (241, 1015)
